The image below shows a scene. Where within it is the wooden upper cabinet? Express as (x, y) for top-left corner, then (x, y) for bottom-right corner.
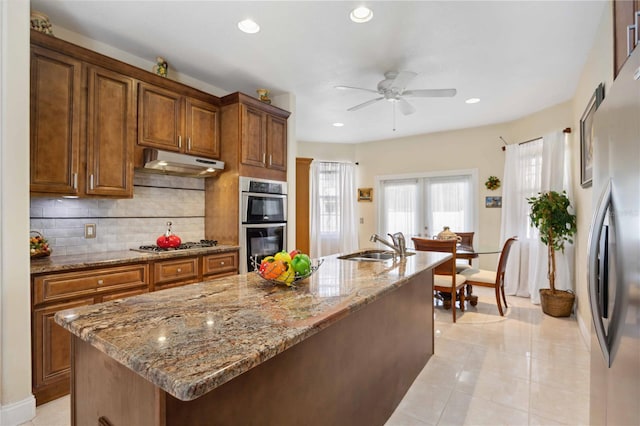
(614, 0), (640, 77)
(241, 104), (268, 167)
(30, 46), (82, 195)
(85, 66), (135, 197)
(266, 114), (287, 171)
(185, 97), (220, 158)
(138, 82), (183, 152)
(138, 82), (220, 159)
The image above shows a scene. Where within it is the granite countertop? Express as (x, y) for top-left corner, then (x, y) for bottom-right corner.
(30, 245), (240, 274)
(54, 250), (449, 402)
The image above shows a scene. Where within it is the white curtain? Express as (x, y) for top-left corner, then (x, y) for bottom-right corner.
(380, 179), (419, 238)
(309, 161), (358, 258)
(500, 131), (575, 303)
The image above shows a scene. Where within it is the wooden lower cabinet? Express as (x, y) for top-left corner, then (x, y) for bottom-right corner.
(152, 256), (200, 290)
(33, 298), (94, 405)
(32, 251), (239, 405)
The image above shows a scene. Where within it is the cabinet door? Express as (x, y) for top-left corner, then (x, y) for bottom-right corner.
(240, 105), (267, 167)
(266, 114), (287, 171)
(85, 66), (135, 197)
(33, 297), (94, 405)
(185, 97), (220, 158)
(138, 82), (183, 152)
(30, 46), (82, 195)
(614, 0), (640, 77)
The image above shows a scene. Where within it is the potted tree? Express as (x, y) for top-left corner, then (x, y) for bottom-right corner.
(527, 190), (577, 317)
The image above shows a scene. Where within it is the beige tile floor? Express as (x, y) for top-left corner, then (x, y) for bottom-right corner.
(386, 286), (590, 426)
(22, 287), (589, 426)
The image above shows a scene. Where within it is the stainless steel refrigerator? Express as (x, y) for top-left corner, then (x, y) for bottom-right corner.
(588, 47), (640, 425)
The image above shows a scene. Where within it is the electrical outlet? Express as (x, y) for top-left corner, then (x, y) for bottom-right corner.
(85, 223), (96, 239)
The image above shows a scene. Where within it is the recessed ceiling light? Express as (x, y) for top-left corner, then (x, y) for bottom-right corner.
(333, 122), (345, 127)
(465, 98), (481, 104)
(350, 6), (373, 23)
(238, 19), (260, 34)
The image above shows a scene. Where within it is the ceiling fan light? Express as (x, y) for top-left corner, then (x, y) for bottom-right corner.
(465, 98), (481, 104)
(350, 6), (373, 23)
(238, 19), (260, 34)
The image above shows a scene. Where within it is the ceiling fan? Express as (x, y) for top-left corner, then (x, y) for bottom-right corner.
(335, 71), (456, 116)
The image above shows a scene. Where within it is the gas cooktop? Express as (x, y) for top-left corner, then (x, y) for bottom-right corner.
(131, 239), (218, 253)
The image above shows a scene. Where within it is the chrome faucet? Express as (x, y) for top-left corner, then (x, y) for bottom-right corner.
(370, 232), (407, 257)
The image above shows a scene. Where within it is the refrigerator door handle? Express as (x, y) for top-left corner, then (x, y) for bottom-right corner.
(588, 180), (613, 367)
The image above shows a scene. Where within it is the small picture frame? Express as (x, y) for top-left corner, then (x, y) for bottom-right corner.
(485, 196), (502, 208)
(358, 188), (373, 202)
(580, 83), (605, 188)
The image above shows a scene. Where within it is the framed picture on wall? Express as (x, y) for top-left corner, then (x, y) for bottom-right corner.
(358, 188), (373, 202)
(580, 83), (605, 188)
(485, 196), (502, 208)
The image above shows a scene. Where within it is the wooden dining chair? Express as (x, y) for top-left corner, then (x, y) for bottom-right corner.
(460, 236), (518, 316)
(412, 237), (467, 322)
(454, 231), (475, 271)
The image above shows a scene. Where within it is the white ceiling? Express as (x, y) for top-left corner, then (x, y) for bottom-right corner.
(32, 1), (607, 144)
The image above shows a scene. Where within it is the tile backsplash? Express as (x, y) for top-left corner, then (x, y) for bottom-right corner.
(30, 173), (210, 256)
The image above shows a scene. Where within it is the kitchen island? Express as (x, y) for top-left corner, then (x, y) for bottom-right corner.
(55, 251), (449, 426)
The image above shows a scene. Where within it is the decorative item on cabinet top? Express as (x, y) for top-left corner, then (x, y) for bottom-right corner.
(153, 56), (168, 77)
(31, 10), (53, 35)
(256, 88), (271, 104)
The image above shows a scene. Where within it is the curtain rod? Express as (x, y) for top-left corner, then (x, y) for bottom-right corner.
(314, 160), (359, 165)
(500, 127), (571, 151)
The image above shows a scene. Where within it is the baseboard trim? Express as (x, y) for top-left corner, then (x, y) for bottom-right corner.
(577, 310), (591, 351)
(0, 394), (36, 426)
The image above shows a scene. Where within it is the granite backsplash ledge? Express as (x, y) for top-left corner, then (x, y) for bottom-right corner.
(30, 173), (210, 256)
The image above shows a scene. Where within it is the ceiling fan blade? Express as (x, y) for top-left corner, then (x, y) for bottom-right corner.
(390, 71), (417, 91)
(347, 97), (384, 112)
(397, 98), (416, 115)
(334, 85), (379, 94)
(403, 88), (457, 98)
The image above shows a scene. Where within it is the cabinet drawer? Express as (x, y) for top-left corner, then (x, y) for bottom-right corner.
(153, 257), (199, 287)
(33, 264), (148, 305)
(99, 287), (148, 303)
(202, 251), (238, 277)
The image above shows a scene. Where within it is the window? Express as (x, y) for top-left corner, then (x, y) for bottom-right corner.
(378, 170), (477, 242)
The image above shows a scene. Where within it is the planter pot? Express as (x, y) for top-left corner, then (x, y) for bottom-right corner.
(539, 288), (575, 317)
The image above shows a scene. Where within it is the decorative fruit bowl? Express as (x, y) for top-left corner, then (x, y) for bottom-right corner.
(251, 252), (323, 287)
(30, 231), (52, 258)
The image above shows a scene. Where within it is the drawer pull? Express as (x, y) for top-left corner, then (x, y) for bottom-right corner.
(97, 279), (104, 285)
(177, 268), (182, 273)
(220, 261), (225, 265)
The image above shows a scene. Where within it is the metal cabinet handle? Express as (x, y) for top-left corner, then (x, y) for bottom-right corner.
(177, 268), (182, 273)
(97, 279), (104, 285)
(220, 261), (225, 265)
(628, 24), (637, 57)
(73, 173), (78, 189)
(262, 153), (266, 164)
(178, 135), (182, 148)
(188, 137), (192, 151)
(90, 174), (94, 190)
(269, 155), (272, 166)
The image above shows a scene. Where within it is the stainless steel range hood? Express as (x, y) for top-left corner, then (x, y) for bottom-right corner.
(141, 148), (224, 178)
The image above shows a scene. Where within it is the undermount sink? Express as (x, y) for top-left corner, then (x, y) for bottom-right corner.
(338, 249), (415, 262)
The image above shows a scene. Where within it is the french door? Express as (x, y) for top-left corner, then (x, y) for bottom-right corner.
(378, 170), (477, 242)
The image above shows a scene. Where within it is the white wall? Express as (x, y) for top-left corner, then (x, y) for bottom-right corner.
(0, 0), (36, 424)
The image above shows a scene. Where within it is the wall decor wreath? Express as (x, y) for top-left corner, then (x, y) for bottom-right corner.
(485, 176), (501, 191)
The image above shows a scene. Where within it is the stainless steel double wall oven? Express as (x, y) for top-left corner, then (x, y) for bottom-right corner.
(239, 177), (287, 273)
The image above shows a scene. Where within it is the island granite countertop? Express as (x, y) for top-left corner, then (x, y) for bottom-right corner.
(30, 245), (240, 274)
(54, 250), (449, 402)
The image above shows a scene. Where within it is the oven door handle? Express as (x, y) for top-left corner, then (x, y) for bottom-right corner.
(241, 222), (287, 228)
